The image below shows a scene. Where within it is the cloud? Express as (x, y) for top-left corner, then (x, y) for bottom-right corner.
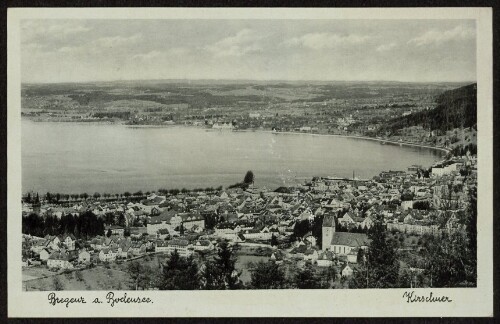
(55, 33), (142, 55)
(204, 29), (263, 57)
(408, 25), (475, 46)
(132, 50), (163, 60)
(376, 42), (397, 52)
(21, 20), (92, 43)
(93, 33), (142, 48)
(284, 32), (370, 50)
(131, 47), (191, 61)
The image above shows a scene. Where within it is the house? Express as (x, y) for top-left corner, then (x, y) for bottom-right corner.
(361, 216), (374, 229)
(130, 227), (148, 238)
(99, 248), (117, 262)
(105, 225), (125, 237)
(130, 242), (146, 256)
(303, 249), (319, 262)
(117, 244), (131, 259)
(155, 239), (193, 257)
(289, 244), (308, 259)
(341, 263), (354, 277)
(347, 249), (359, 264)
(193, 240), (214, 251)
(317, 251), (335, 267)
(157, 228), (170, 240)
(39, 248), (50, 262)
(303, 232), (317, 247)
(338, 212), (356, 227)
(44, 235), (61, 251)
(78, 250), (91, 264)
(59, 234), (76, 251)
(47, 251), (74, 269)
(233, 233), (246, 243)
(147, 210), (177, 235)
(30, 239), (49, 255)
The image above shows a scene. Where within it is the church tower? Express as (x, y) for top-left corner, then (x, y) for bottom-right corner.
(322, 215), (336, 251)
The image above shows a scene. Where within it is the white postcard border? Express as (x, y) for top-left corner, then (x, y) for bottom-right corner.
(7, 7), (493, 317)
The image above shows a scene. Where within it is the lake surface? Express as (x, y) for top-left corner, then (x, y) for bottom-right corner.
(22, 119), (444, 194)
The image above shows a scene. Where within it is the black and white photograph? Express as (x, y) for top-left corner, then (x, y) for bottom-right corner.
(7, 7), (493, 318)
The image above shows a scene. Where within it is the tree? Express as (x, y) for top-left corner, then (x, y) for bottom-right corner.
(464, 185), (477, 285)
(160, 250), (199, 290)
(293, 263), (326, 289)
(127, 261), (158, 290)
(210, 241), (241, 289)
(118, 214), (126, 227)
(349, 216), (399, 288)
(270, 233), (278, 247)
(249, 261), (287, 289)
(243, 170), (254, 185)
(292, 219), (310, 240)
(93, 192), (101, 200)
(422, 232), (469, 287)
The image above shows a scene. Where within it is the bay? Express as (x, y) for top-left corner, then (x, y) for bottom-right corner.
(21, 119), (444, 194)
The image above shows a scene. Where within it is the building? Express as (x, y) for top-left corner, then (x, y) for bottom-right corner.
(322, 215), (336, 251)
(99, 248), (117, 262)
(105, 225), (125, 237)
(341, 263), (354, 277)
(47, 251), (74, 269)
(330, 232), (369, 256)
(155, 239), (193, 257)
(193, 240), (214, 251)
(60, 234), (76, 251)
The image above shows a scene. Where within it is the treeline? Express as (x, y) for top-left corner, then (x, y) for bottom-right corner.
(23, 186), (226, 204)
(157, 186), (223, 195)
(22, 211), (104, 239)
(378, 83), (477, 135)
(23, 191), (147, 204)
(448, 143), (477, 157)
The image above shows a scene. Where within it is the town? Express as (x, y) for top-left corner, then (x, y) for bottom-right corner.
(21, 148), (477, 290)
(20, 81), (477, 151)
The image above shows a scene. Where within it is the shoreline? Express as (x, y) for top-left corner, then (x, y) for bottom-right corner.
(22, 117), (451, 155)
(233, 129), (451, 155)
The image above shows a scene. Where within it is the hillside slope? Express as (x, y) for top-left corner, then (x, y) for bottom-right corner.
(379, 83), (477, 135)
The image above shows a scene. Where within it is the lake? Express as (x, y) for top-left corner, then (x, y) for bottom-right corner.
(21, 119), (444, 194)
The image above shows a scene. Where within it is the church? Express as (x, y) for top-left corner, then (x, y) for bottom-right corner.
(322, 215), (370, 255)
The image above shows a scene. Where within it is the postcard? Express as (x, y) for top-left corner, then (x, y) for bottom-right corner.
(7, 7), (493, 317)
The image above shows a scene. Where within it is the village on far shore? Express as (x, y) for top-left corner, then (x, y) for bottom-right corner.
(21, 148), (477, 290)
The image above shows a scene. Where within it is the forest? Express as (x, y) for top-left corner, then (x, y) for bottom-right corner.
(378, 83), (477, 135)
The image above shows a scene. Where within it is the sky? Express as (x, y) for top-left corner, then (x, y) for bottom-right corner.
(20, 19), (476, 83)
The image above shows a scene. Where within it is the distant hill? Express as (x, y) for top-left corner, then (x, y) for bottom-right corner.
(379, 83), (477, 135)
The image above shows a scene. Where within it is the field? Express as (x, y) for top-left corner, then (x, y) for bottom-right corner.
(23, 266), (132, 291)
(22, 251), (270, 290)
